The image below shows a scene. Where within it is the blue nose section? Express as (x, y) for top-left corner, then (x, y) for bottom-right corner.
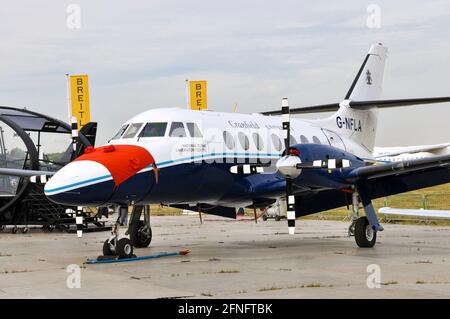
(46, 179), (116, 206)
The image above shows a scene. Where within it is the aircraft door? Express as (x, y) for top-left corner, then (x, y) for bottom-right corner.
(321, 129), (347, 151)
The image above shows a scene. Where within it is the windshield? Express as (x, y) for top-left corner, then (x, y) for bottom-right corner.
(139, 122), (168, 138)
(122, 123), (143, 139)
(111, 124), (129, 140)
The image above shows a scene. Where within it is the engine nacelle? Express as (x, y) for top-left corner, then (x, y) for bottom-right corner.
(286, 143), (366, 189)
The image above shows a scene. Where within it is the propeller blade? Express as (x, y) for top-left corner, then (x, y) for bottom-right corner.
(76, 206), (83, 238)
(286, 178), (296, 235)
(281, 98), (290, 152)
(230, 164), (269, 174)
(71, 116), (79, 159)
(30, 175), (49, 184)
(296, 159), (352, 170)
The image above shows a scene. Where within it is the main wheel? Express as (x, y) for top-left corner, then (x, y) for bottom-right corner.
(103, 239), (114, 256)
(275, 216), (281, 221)
(129, 220), (152, 248)
(262, 215), (267, 221)
(11, 226), (18, 234)
(354, 216), (377, 248)
(116, 238), (134, 259)
(0, 225), (5, 232)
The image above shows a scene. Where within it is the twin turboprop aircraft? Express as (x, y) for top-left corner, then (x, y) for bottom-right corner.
(8, 43), (450, 258)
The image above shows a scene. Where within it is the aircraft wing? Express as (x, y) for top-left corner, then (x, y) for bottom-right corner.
(344, 154), (450, 182)
(0, 168), (56, 177)
(295, 155), (450, 216)
(374, 143), (450, 158)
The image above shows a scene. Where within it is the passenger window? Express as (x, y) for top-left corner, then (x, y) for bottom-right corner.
(252, 133), (264, 151)
(186, 123), (203, 138)
(238, 132), (250, 150)
(271, 133), (283, 151)
(122, 123), (143, 139)
(111, 124), (129, 140)
(169, 122), (187, 137)
(290, 135), (298, 145)
(312, 136), (321, 144)
(223, 131), (235, 150)
(300, 135), (309, 144)
(139, 122), (167, 138)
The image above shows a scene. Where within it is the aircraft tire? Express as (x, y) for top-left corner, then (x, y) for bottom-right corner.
(116, 238), (134, 259)
(129, 220), (152, 248)
(355, 216), (376, 248)
(103, 239), (114, 256)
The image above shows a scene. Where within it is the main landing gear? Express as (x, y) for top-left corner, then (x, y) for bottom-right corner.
(128, 205), (152, 248)
(348, 185), (383, 248)
(101, 205), (152, 259)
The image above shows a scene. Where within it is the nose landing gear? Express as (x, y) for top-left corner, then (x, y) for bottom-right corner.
(99, 204), (152, 260)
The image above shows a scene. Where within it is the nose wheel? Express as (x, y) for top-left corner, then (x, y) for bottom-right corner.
(100, 206), (135, 259)
(100, 204), (152, 259)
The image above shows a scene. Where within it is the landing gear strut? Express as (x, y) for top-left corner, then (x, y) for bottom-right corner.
(348, 191), (360, 237)
(128, 205), (152, 248)
(349, 184), (384, 248)
(102, 206), (134, 259)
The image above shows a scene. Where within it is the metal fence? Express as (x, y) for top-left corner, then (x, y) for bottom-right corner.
(316, 192), (450, 224)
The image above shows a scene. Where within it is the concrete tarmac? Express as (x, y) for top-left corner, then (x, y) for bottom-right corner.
(1, 216), (450, 298)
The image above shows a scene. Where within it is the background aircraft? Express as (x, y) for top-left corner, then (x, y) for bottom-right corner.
(374, 143), (450, 162)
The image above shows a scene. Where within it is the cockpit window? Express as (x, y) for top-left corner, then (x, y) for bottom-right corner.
(122, 123), (143, 139)
(111, 124), (129, 140)
(169, 122), (187, 137)
(139, 122), (167, 138)
(186, 122), (203, 138)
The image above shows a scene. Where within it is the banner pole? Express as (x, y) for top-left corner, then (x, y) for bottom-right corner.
(65, 73), (72, 124)
(185, 79), (190, 110)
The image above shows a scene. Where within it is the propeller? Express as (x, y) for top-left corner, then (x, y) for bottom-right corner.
(229, 98), (354, 235)
(71, 116), (83, 238)
(281, 98), (297, 235)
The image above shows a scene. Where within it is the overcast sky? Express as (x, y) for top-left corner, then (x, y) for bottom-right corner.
(1, 0), (449, 148)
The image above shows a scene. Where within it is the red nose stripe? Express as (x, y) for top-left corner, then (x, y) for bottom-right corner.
(75, 145), (156, 187)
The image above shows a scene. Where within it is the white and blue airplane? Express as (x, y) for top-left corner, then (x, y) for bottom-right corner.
(6, 43), (450, 258)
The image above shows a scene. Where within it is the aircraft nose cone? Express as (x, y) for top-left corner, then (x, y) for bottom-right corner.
(44, 160), (115, 206)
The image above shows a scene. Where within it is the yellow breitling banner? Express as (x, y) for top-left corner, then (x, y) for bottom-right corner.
(189, 80), (207, 110)
(69, 75), (91, 127)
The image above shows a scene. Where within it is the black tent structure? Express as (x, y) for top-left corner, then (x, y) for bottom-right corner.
(0, 106), (110, 233)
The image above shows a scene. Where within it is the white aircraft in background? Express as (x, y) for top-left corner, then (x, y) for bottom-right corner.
(374, 143), (450, 162)
(3, 43), (450, 259)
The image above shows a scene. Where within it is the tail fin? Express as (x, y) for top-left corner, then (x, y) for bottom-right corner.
(320, 43), (388, 152)
(345, 43), (387, 101)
